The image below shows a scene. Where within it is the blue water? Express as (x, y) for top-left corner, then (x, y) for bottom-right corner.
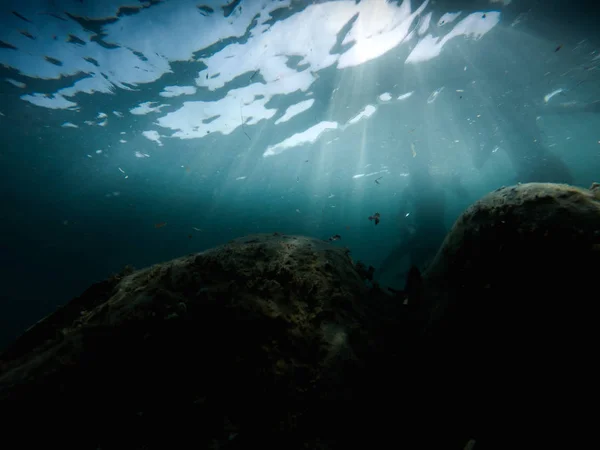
(1, 0), (599, 349)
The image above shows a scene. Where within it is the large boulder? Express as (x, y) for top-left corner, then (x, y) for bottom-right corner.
(0, 233), (375, 450)
(424, 182), (600, 325)
(419, 182), (600, 447)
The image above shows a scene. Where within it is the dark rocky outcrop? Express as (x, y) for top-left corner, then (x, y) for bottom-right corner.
(0, 234), (387, 449)
(419, 182), (600, 448)
(1, 183), (599, 449)
(424, 182), (600, 331)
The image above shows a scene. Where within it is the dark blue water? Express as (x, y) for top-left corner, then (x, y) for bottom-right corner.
(1, 0), (599, 349)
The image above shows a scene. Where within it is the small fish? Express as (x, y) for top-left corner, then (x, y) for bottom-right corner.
(328, 234), (341, 242)
(154, 222), (167, 229)
(368, 212), (380, 225)
(374, 176), (383, 185)
(555, 44), (563, 52)
(192, 227), (202, 231)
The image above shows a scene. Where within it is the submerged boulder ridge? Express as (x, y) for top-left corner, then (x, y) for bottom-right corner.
(1, 183), (599, 449)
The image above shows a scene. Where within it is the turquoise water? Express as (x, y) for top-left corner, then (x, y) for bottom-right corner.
(0, 0), (599, 348)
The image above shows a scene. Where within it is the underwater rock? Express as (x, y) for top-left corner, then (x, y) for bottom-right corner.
(0, 233), (372, 449)
(424, 182), (600, 319)
(419, 182), (600, 446)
